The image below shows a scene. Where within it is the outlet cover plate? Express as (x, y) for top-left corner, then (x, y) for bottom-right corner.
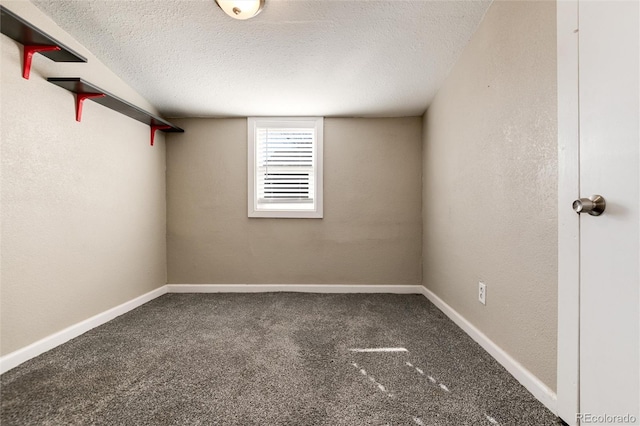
(479, 281), (486, 305)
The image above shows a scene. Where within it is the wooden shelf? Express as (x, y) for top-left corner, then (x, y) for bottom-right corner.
(2, 7), (182, 146)
(48, 78), (184, 145)
(0, 5), (87, 78)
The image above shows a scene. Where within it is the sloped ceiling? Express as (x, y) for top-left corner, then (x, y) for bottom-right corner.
(32, 0), (492, 117)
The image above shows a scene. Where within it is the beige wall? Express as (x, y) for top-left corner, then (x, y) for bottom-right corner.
(0, 0), (557, 396)
(1, 0), (167, 355)
(167, 117), (422, 285)
(422, 0), (558, 390)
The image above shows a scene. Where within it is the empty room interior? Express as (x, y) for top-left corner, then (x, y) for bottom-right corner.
(1, 0), (638, 425)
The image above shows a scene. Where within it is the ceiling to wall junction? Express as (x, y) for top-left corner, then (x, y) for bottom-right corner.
(32, 0), (492, 118)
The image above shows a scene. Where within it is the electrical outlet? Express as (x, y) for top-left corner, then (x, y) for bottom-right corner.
(478, 282), (486, 305)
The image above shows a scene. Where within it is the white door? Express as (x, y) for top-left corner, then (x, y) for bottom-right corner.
(578, 0), (639, 423)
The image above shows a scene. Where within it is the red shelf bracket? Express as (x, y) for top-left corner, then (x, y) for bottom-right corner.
(75, 93), (105, 122)
(150, 125), (171, 146)
(23, 45), (60, 79)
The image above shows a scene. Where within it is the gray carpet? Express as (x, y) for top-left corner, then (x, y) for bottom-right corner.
(1, 293), (561, 425)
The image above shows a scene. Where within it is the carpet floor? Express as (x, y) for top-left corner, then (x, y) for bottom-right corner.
(1, 293), (562, 425)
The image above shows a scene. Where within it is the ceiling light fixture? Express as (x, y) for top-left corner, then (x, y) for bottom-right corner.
(215, 0), (265, 20)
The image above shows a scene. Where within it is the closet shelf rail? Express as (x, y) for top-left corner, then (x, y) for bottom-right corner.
(0, 6), (87, 79)
(48, 78), (184, 146)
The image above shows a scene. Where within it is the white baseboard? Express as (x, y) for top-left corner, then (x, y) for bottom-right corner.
(166, 284), (424, 294)
(419, 286), (558, 414)
(1, 282), (557, 418)
(0, 286), (168, 374)
(0, 284), (420, 374)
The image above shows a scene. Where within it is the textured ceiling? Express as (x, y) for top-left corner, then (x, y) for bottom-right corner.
(32, 0), (492, 118)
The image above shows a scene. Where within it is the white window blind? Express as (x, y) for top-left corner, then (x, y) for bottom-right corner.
(256, 127), (314, 205)
(248, 117), (323, 218)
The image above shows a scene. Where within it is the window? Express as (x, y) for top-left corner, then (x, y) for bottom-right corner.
(248, 117), (323, 218)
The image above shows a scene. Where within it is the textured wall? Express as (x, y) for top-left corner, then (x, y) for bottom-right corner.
(167, 117), (422, 285)
(1, 0), (167, 356)
(422, 0), (558, 390)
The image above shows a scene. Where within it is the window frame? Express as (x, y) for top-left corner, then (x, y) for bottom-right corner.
(247, 117), (324, 218)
